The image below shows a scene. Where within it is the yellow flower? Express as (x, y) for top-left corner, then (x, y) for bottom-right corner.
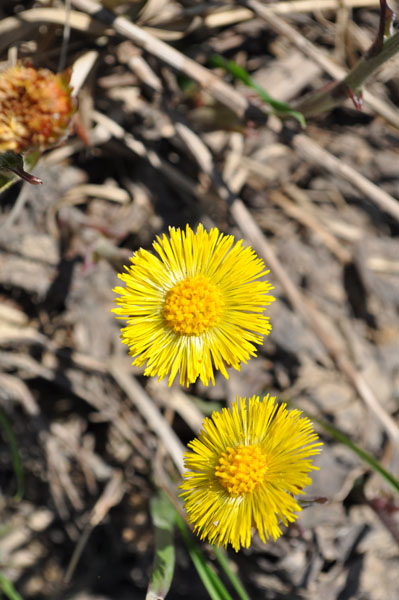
(0, 63), (75, 154)
(180, 396), (322, 551)
(113, 224), (274, 386)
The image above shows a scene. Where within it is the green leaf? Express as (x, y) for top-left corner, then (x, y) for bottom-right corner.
(147, 493), (176, 600)
(210, 54), (305, 127)
(0, 574), (24, 600)
(0, 408), (24, 501)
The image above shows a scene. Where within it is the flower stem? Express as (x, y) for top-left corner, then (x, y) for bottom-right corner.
(294, 30), (399, 117)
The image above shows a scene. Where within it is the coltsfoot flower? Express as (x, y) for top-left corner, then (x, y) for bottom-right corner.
(113, 224), (275, 386)
(0, 62), (75, 153)
(180, 396), (322, 551)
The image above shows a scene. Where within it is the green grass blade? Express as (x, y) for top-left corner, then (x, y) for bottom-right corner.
(210, 54), (305, 127)
(308, 411), (399, 494)
(0, 408), (24, 501)
(175, 513), (234, 600)
(147, 492), (176, 600)
(0, 574), (24, 600)
(212, 547), (250, 600)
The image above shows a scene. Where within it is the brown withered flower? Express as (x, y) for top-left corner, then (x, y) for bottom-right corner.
(0, 63), (76, 154)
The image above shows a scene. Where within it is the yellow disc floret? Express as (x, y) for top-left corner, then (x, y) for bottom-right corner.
(215, 444), (268, 495)
(163, 275), (224, 336)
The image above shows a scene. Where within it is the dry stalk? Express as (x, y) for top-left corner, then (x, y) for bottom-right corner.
(293, 134), (399, 221)
(110, 363), (186, 474)
(185, 0), (381, 29)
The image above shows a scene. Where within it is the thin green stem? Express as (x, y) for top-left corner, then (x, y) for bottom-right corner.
(308, 412), (399, 495)
(345, 30), (399, 89)
(175, 513), (234, 600)
(212, 547), (251, 600)
(0, 574), (24, 600)
(294, 31), (399, 117)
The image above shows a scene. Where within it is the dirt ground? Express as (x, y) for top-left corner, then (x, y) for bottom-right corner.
(0, 1), (398, 599)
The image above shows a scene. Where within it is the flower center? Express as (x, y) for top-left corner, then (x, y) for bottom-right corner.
(215, 445), (268, 495)
(163, 275), (224, 336)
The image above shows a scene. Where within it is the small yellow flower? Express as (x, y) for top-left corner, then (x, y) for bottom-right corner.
(0, 63), (75, 154)
(113, 224), (274, 386)
(180, 396), (322, 551)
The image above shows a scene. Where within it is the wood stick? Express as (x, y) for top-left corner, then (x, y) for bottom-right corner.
(293, 134), (399, 222)
(202, 0), (380, 29)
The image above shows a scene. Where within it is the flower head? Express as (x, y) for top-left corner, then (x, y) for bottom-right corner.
(113, 224), (274, 386)
(180, 396), (322, 551)
(0, 63), (75, 154)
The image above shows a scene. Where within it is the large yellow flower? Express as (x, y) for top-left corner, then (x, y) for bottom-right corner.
(113, 224), (274, 386)
(180, 396), (322, 551)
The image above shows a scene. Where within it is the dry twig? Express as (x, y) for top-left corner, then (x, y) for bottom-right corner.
(293, 134), (399, 221)
(110, 363), (186, 474)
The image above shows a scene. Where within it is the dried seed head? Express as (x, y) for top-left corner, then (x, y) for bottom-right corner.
(0, 63), (76, 154)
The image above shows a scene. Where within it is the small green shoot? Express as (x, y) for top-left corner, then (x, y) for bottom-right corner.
(0, 574), (24, 600)
(210, 54), (306, 127)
